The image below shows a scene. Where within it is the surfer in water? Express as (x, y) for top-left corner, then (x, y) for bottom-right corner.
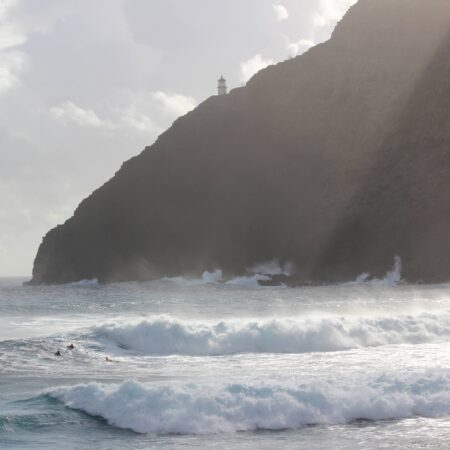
(67, 344), (75, 350)
(54, 350), (62, 357)
(105, 356), (118, 363)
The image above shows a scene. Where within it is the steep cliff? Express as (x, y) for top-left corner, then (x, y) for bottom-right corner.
(31, 0), (450, 284)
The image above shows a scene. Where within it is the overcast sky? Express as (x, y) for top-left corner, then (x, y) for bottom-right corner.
(0, 0), (356, 277)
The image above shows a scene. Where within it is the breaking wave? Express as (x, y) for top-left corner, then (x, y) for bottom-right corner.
(65, 279), (99, 287)
(248, 260), (294, 276)
(225, 274), (275, 288)
(162, 260), (293, 288)
(47, 372), (450, 434)
(162, 270), (223, 286)
(93, 311), (450, 356)
(354, 256), (402, 285)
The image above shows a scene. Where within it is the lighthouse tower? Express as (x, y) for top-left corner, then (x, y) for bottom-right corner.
(218, 76), (227, 96)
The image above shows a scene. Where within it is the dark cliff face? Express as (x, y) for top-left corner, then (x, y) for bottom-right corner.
(31, 0), (450, 285)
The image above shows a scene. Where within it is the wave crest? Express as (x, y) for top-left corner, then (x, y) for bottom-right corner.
(47, 373), (450, 434)
(93, 312), (450, 356)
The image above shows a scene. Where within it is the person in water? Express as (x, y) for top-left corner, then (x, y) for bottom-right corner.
(54, 350), (62, 357)
(67, 344), (75, 350)
(105, 356), (119, 363)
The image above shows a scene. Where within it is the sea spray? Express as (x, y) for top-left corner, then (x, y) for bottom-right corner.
(354, 256), (403, 285)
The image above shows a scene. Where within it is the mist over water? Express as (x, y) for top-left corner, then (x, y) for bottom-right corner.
(3, 278), (450, 448)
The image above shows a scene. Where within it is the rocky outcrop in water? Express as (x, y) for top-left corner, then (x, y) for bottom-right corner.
(31, 0), (450, 285)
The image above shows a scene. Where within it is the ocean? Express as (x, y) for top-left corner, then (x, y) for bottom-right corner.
(2, 274), (450, 449)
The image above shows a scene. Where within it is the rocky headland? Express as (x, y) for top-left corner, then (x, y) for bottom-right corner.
(30, 0), (450, 285)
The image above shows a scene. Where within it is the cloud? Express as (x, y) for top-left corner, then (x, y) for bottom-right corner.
(0, 22), (25, 50)
(121, 106), (160, 134)
(0, 0), (26, 94)
(287, 38), (315, 57)
(273, 3), (289, 22)
(49, 97), (170, 135)
(313, 0), (357, 27)
(49, 101), (110, 129)
(154, 91), (197, 118)
(0, 0), (19, 21)
(281, 0), (355, 60)
(0, 50), (25, 93)
(240, 54), (275, 83)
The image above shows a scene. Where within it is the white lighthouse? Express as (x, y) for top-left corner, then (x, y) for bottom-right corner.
(218, 76), (227, 96)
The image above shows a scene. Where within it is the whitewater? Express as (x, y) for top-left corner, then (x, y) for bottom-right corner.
(3, 275), (450, 449)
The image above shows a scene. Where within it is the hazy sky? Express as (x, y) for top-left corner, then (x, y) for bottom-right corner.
(0, 0), (356, 277)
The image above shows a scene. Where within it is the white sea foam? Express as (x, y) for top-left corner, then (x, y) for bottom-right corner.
(93, 311), (450, 356)
(66, 279), (99, 287)
(162, 269), (285, 289)
(225, 274), (273, 288)
(201, 270), (223, 284)
(47, 372), (450, 434)
(354, 256), (402, 285)
(248, 260), (294, 276)
(161, 260), (296, 288)
(162, 270), (223, 286)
